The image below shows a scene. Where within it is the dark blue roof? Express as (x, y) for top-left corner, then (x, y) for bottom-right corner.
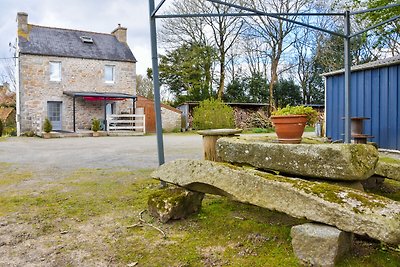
(19, 25), (136, 63)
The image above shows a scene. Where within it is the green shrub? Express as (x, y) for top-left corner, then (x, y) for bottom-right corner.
(3, 126), (16, 136)
(43, 118), (52, 133)
(193, 99), (235, 130)
(0, 120), (3, 137)
(91, 118), (101, 132)
(24, 131), (35, 137)
(272, 105), (318, 126)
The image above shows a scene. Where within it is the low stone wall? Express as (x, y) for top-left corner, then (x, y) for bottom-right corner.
(161, 106), (181, 132)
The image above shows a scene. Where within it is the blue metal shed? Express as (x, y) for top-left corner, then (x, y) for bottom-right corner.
(323, 55), (400, 150)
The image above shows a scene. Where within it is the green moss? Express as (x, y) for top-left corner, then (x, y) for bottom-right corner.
(366, 179), (400, 202)
(379, 156), (400, 165)
(148, 187), (188, 212)
(347, 192), (386, 209)
(18, 25), (32, 40)
(249, 166), (389, 210)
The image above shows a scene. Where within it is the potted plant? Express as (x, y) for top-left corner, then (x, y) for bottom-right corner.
(43, 118), (52, 139)
(271, 105), (318, 144)
(91, 118), (101, 137)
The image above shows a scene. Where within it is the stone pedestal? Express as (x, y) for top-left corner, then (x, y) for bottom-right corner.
(197, 129), (242, 161)
(291, 223), (353, 267)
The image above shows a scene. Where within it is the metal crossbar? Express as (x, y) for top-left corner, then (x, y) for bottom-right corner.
(148, 0), (400, 166)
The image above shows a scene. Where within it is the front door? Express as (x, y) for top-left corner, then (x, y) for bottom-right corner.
(47, 101), (62, 131)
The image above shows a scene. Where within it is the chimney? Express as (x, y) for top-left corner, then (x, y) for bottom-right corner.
(17, 12), (28, 35)
(111, 24), (127, 43)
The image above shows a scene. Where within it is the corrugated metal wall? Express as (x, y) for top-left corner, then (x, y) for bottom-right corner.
(325, 63), (400, 149)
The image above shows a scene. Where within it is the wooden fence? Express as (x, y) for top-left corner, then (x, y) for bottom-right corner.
(106, 114), (146, 134)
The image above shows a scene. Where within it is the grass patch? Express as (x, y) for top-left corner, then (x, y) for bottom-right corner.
(380, 156), (400, 165)
(0, 165), (399, 266)
(304, 126), (315, 132)
(0, 162), (33, 187)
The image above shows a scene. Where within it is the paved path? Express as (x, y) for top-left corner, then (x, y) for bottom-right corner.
(0, 134), (203, 171)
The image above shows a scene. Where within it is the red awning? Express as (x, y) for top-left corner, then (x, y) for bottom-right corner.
(83, 96), (126, 101)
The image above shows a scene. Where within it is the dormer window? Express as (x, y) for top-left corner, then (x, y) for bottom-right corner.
(80, 36), (94, 43)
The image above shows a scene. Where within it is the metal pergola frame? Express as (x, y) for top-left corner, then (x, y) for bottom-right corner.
(149, 0), (400, 167)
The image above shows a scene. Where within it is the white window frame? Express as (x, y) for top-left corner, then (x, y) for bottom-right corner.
(49, 61), (61, 81)
(104, 65), (115, 84)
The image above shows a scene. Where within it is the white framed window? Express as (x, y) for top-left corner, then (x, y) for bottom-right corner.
(104, 65), (115, 83)
(49, 61), (61, 81)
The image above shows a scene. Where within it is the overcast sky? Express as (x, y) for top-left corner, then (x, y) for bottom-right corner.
(0, 0), (164, 81)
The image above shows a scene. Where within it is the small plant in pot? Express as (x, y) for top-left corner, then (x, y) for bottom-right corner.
(43, 118), (52, 139)
(91, 118), (101, 137)
(271, 105), (318, 144)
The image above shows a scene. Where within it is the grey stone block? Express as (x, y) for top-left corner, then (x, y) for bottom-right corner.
(291, 223), (353, 267)
(148, 187), (204, 223)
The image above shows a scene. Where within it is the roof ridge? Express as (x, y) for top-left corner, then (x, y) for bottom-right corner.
(29, 24), (115, 37)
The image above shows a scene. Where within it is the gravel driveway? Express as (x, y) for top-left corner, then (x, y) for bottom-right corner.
(0, 134), (203, 171)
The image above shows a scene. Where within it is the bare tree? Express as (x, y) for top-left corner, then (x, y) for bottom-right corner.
(160, 0), (245, 99)
(0, 41), (17, 92)
(246, 0), (310, 112)
(136, 74), (154, 99)
(160, 0), (209, 48)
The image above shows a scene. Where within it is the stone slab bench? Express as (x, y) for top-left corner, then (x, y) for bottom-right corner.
(152, 159), (400, 245)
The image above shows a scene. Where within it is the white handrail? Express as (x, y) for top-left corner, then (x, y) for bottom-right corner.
(107, 114), (146, 134)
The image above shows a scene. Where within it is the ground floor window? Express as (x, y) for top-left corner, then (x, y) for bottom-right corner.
(47, 101), (62, 131)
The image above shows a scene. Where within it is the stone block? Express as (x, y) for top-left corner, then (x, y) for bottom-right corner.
(291, 223), (353, 267)
(375, 156), (400, 181)
(148, 187), (204, 223)
(217, 137), (378, 181)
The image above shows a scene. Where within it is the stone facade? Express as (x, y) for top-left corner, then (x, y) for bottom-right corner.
(19, 54), (136, 133)
(161, 106), (182, 132)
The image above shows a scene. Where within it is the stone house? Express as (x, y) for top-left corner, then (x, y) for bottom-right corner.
(16, 12), (137, 135)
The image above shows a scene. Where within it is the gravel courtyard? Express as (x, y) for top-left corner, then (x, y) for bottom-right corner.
(0, 134), (203, 172)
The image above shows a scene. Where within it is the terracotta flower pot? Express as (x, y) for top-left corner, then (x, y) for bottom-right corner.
(271, 115), (307, 144)
(92, 131), (100, 137)
(43, 132), (51, 139)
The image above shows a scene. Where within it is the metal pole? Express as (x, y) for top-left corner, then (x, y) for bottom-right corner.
(103, 99), (107, 130)
(149, 0), (166, 171)
(344, 10), (351, 143)
(73, 96), (76, 132)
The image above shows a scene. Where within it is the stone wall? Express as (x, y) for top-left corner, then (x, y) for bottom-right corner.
(161, 106), (182, 132)
(19, 54), (136, 133)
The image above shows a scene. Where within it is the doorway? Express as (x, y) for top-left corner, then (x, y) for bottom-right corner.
(47, 101), (62, 131)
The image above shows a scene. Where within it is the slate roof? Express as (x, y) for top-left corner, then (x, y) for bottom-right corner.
(322, 54), (400, 77)
(18, 25), (137, 63)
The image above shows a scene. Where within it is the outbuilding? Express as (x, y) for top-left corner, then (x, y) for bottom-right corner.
(323, 55), (400, 150)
